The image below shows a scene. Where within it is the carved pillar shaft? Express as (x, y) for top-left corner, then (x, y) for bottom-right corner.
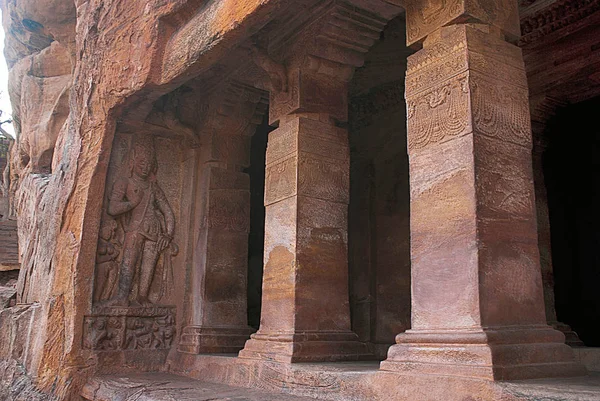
(380, 14), (584, 379)
(179, 84), (266, 354)
(239, 67), (370, 362)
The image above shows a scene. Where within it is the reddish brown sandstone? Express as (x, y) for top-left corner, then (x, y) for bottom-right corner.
(0, 0), (598, 400)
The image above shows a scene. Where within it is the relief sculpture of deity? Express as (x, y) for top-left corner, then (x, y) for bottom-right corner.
(93, 219), (120, 303)
(102, 137), (175, 307)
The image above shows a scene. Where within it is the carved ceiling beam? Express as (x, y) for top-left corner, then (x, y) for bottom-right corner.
(116, 119), (196, 143)
(520, 0), (600, 104)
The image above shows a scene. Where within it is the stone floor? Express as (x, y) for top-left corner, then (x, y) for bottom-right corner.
(84, 360), (600, 401)
(82, 374), (316, 400)
(500, 374), (600, 400)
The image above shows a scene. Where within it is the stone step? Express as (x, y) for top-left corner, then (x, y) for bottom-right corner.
(82, 374), (318, 401)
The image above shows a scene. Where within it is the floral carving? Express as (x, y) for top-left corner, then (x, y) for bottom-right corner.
(470, 76), (531, 147)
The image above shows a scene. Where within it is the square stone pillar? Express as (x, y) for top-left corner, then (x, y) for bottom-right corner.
(239, 115), (370, 362)
(239, 66), (370, 362)
(178, 162), (254, 354)
(380, 23), (585, 380)
(178, 85), (267, 353)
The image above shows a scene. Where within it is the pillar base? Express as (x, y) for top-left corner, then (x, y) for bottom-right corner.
(380, 326), (586, 380)
(552, 322), (585, 347)
(239, 330), (373, 363)
(178, 326), (254, 354)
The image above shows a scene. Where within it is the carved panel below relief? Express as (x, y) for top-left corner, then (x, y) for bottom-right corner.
(83, 307), (176, 351)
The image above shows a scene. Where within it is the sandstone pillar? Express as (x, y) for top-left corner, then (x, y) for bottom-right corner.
(178, 84), (266, 354)
(380, 0), (584, 380)
(239, 65), (371, 362)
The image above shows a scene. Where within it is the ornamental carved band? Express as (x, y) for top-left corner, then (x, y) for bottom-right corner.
(265, 118), (349, 206)
(405, 25), (531, 152)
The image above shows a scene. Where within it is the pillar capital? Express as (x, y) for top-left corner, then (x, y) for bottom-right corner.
(251, 0), (402, 124)
(196, 81), (268, 168)
(403, 0), (521, 46)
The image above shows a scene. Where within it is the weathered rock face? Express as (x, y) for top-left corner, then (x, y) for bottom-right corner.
(0, 0), (284, 398)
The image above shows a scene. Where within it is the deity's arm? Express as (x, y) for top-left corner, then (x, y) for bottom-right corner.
(107, 178), (134, 216)
(155, 184), (175, 237)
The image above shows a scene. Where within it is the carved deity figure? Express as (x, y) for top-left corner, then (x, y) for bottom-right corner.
(125, 317), (154, 349)
(152, 314), (175, 348)
(85, 317), (117, 350)
(105, 137), (175, 306)
(93, 219), (120, 303)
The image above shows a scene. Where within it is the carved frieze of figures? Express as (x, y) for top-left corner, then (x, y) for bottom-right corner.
(83, 307), (176, 351)
(93, 135), (178, 307)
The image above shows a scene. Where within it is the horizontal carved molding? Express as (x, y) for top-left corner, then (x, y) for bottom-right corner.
(520, 0), (600, 46)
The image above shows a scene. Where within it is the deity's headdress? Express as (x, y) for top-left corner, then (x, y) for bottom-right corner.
(128, 135), (158, 179)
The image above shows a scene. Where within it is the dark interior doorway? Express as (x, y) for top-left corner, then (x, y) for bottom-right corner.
(347, 16), (413, 359)
(246, 114), (272, 330)
(544, 96), (600, 346)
